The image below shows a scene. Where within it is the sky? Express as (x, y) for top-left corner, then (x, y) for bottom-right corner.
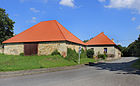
(0, 0), (140, 46)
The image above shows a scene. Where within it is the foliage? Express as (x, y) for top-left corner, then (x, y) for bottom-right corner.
(107, 54), (115, 57)
(0, 8), (15, 44)
(123, 35), (140, 57)
(0, 54), (96, 71)
(86, 49), (94, 58)
(20, 53), (24, 56)
(80, 48), (87, 58)
(117, 45), (126, 56)
(98, 54), (107, 59)
(51, 50), (61, 56)
(65, 48), (78, 63)
(83, 40), (89, 43)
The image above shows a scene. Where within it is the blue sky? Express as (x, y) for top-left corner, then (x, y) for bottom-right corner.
(0, 0), (140, 46)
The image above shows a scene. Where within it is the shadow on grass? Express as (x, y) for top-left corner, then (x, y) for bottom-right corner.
(85, 57), (140, 75)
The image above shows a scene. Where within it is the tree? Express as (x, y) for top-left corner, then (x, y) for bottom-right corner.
(0, 8), (15, 44)
(117, 45), (126, 56)
(86, 49), (94, 58)
(123, 35), (140, 57)
(83, 40), (89, 43)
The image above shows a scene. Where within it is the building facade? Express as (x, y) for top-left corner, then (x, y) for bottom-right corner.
(85, 32), (121, 58)
(2, 20), (121, 58)
(3, 20), (85, 57)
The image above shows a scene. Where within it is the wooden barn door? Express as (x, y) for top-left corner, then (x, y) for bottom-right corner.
(24, 43), (38, 56)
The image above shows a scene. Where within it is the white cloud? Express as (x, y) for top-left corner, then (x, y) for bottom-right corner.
(26, 17), (37, 23)
(137, 25), (140, 30)
(98, 0), (106, 2)
(99, 0), (140, 14)
(59, 0), (75, 7)
(30, 8), (40, 13)
(131, 17), (136, 21)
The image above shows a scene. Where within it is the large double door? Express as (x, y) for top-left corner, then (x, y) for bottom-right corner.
(24, 43), (38, 56)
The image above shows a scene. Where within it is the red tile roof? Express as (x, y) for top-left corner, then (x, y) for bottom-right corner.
(3, 20), (85, 45)
(85, 32), (116, 45)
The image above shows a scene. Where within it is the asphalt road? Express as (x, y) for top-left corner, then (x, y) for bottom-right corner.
(0, 57), (140, 86)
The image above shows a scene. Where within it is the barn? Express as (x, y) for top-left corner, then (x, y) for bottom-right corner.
(86, 32), (121, 58)
(2, 20), (85, 57)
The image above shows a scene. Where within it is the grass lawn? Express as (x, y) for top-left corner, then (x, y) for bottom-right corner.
(132, 58), (140, 69)
(0, 54), (95, 71)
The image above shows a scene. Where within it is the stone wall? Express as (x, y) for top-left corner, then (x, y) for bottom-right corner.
(87, 46), (115, 55)
(0, 47), (4, 54)
(66, 42), (86, 52)
(114, 48), (121, 58)
(38, 41), (85, 57)
(87, 46), (121, 58)
(3, 41), (85, 56)
(4, 43), (24, 55)
(38, 42), (67, 57)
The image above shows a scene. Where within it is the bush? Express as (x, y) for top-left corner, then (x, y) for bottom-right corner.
(80, 48), (87, 58)
(65, 48), (78, 63)
(51, 50), (61, 56)
(107, 54), (115, 57)
(98, 54), (107, 59)
(20, 53), (24, 56)
(86, 49), (94, 58)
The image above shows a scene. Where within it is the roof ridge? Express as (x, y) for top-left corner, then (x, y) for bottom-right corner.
(86, 33), (100, 43)
(3, 22), (41, 43)
(85, 32), (116, 45)
(55, 21), (84, 45)
(101, 33), (115, 44)
(54, 20), (67, 40)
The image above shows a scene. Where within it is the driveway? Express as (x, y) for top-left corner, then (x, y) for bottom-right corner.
(0, 57), (140, 86)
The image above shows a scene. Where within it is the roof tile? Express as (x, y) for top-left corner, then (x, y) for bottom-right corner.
(85, 32), (116, 45)
(3, 20), (85, 45)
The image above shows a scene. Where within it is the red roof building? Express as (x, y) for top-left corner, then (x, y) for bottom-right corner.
(86, 32), (121, 58)
(85, 32), (115, 45)
(3, 20), (85, 56)
(3, 20), (84, 45)
(2, 20), (121, 58)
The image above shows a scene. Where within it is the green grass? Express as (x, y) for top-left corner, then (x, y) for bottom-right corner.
(0, 54), (95, 71)
(132, 58), (140, 69)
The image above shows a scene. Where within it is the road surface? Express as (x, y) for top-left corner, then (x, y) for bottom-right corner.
(0, 57), (140, 86)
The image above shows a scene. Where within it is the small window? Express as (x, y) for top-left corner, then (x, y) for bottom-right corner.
(104, 48), (107, 53)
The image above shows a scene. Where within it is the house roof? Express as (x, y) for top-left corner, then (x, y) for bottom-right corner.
(3, 20), (85, 45)
(85, 32), (116, 45)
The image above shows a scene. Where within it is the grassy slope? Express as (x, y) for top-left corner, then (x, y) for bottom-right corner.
(132, 58), (140, 69)
(0, 54), (95, 71)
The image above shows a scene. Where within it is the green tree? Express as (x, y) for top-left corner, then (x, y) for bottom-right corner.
(0, 8), (15, 44)
(83, 40), (89, 43)
(117, 45), (126, 56)
(123, 35), (140, 57)
(86, 49), (94, 58)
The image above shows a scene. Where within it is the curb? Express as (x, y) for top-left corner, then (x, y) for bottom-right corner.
(0, 64), (85, 78)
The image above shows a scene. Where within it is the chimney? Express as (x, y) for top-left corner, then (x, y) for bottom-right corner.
(112, 38), (114, 42)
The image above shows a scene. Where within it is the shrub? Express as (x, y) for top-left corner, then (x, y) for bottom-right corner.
(86, 49), (94, 58)
(80, 48), (87, 58)
(65, 48), (78, 63)
(107, 54), (115, 57)
(98, 54), (107, 59)
(51, 50), (61, 56)
(20, 53), (24, 56)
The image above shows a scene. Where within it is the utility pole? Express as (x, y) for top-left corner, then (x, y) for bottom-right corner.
(78, 46), (81, 64)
